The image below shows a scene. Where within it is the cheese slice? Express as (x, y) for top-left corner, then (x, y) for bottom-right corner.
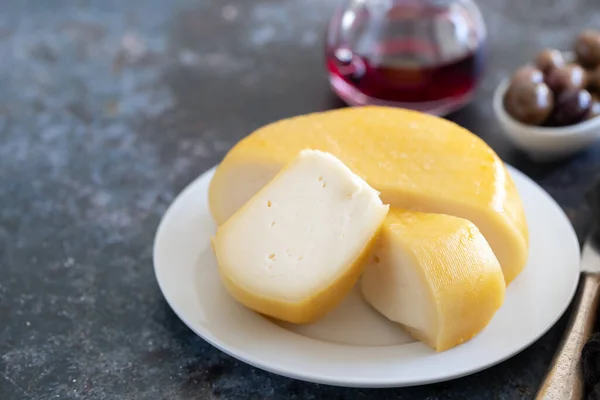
(360, 209), (506, 352)
(212, 149), (389, 324)
(208, 106), (528, 285)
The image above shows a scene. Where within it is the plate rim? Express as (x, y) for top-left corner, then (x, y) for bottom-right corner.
(153, 164), (581, 388)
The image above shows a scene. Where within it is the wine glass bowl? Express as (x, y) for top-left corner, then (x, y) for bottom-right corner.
(325, 0), (487, 116)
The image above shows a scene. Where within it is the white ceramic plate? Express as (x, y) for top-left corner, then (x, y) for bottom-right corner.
(153, 165), (580, 388)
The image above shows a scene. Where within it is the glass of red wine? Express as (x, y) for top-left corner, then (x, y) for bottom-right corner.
(326, 0), (487, 116)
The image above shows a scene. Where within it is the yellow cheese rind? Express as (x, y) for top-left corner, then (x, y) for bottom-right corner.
(212, 150), (388, 324)
(360, 209), (506, 352)
(208, 106), (529, 285)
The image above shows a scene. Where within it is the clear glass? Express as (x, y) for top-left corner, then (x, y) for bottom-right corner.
(326, 0), (487, 115)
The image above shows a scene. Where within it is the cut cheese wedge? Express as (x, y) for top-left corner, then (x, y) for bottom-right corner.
(360, 209), (506, 352)
(208, 106), (529, 285)
(212, 149), (389, 324)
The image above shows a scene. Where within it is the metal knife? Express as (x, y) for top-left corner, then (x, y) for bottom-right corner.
(535, 229), (600, 400)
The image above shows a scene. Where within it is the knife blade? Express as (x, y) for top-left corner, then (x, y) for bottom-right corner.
(535, 230), (600, 400)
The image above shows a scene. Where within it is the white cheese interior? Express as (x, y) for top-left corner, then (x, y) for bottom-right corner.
(216, 149), (388, 303)
(361, 240), (437, 339)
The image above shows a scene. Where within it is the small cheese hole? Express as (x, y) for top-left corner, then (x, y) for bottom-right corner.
(374, 256), (380, 264)
(322, 182), (326, 188)
(270, 221), (276, 227)
(268, 253), (275, 260)
(267, 201), (272, 207)
(298, 256), (303, 261)
(318, 177), (323, 181)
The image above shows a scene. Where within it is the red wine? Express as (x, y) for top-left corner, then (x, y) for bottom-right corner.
(326, 41), (485, 104)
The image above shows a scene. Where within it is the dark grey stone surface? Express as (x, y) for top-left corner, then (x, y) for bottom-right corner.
(1, 0), (599, 399)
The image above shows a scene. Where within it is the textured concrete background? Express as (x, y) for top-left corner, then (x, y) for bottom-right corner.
(1, 0), (600, 399)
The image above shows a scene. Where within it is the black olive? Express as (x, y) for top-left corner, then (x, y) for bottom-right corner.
(545, 89), (592, 127)
(504, 81), (553, 125)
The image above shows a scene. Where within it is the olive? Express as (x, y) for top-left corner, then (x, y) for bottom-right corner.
(534, 48), (565, 73)
(586, 93), (600, 120)
(587, 65), (600, 92)
(510, 65), (544, 85)
(546, 89), (592, 126)
(574, 30), (600, 68)
(503, 80), (553, 125)
(544, 64), (587, 94)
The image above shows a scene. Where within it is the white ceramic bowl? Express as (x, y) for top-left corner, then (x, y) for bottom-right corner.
(493, 56), (600, 162)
